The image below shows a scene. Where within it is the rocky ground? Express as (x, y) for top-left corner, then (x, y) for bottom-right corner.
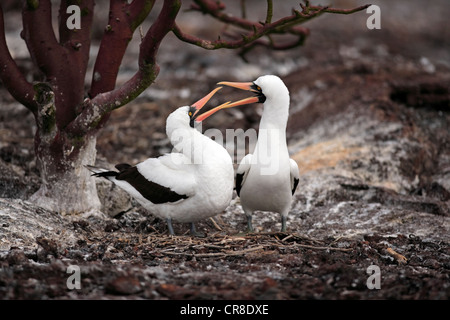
(0, 0), (449, 301)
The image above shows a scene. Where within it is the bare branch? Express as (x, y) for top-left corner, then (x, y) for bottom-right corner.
(68, 0), (181, 137)
(58, 0), (94, 70)
(175, 1), (369, 58)
(89, 0), (156, 98)
(315, 4), (372, 15)
(238, 30), (308, 62)
(0, 5), (36, 112)
(265, 0), (273, 24)
(240, 0), (247, 19)
(191, 0), (255, 30)
(173, 5), (314, 51)
(129, 0), (157, 30)
(22, 0), (63, 79)
(20, 1), (97, 128)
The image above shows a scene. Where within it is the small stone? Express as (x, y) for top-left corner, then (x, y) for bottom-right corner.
(105, 275), (142, 295)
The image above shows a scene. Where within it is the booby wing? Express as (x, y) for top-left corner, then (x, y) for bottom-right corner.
(290, 158), (300, 195)
(235, 154), (253, 196)
(90, 153), (196, 205)
(132, 153), (196, 203)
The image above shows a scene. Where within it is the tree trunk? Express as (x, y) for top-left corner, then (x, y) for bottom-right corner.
(2, 1), (180, 214)
(28, 83), (101, 214)
(30, 135), (101, 214)
(1, 0), (368, 215)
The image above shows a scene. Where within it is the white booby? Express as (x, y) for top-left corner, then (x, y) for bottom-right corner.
(197, 75), (300, 232)
(87, 87), (234, 236)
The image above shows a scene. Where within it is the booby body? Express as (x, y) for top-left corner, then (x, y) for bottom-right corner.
(198, 75), (299, 232)
(88, 88), (233, 236)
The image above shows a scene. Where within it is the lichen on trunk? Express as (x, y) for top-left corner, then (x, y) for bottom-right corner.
(29, 83), (101, 214)
(30, 134), (101, 214)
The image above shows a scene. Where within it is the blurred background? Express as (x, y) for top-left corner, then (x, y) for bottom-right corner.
(1, 0), (449, 194)
(0, 0), (449, 300)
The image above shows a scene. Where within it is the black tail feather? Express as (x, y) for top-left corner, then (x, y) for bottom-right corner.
(115, 163), (132, 171)
(92, 171), (119, 178)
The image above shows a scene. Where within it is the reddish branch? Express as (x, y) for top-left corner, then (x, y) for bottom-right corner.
(0, 0), (370, 212)
(22, 0), (61, 80)
(0, 6), (36, 112)
(67, 0), (181, 137)
(89, 0), (156, 99)
(58, 1), (93, 78)
(0, 0), (369, 138)
(21, 0), (94, 129)
(174, 0), (370, 59)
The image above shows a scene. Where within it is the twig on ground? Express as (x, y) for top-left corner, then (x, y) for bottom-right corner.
(386, 247), (408, 264)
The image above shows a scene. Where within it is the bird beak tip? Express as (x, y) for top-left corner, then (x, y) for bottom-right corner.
(217, 81), (253, 91)
(191, 86), (222, 111)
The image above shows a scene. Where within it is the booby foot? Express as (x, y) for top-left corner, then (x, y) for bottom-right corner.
(233, 225), (254, 236)
(233, 229), (253, 236)
(232, 215), (255, 235)
(190, 223), (206, 238)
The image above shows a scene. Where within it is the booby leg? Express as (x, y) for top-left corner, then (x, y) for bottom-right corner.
(166, 218), (175, 235)
(246, 215), (254, 232)
(281, 215), (287, 232)
(190, 222), (206, 238)
(242, 206), (254, 232)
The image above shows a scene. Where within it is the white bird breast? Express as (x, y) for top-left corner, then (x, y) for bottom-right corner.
(251, 128), (290, 176)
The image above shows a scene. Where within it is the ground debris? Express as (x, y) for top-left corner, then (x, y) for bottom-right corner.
(133, 232), (353, 260)
(1, 0), (449, 300)
(386, 247), (408, 265)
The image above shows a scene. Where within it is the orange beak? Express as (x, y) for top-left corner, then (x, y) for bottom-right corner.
(195, 81), (262, 122)
(190, 86), (223, 119)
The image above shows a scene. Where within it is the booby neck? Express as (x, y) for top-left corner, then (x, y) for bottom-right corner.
(255, 104), (289, 159)
(253, 77), (290, 161)
(166, 106), (229, 165)
(255, 75), (290, 132)
(259, 96), (289, 132)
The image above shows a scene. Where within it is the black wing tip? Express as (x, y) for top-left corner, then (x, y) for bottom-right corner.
(235, 173), (244, 197)
(92, 171), (118, 178)
(86, 164), (131, 178)
(85, 165), (119, 178)
(115, 163), (132, 172)
(292, 178), (300, 195)
(116, 166), (189, 204)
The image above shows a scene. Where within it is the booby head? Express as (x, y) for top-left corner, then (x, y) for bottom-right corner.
(195, 75), (289, 122)
(165, 86), (223, 137)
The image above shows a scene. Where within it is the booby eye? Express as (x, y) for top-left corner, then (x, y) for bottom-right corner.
(188, 106), (197, 128)
(251, 83), (266, 103)
(188, 106), (197, 118)
(251, 83), (262, 93)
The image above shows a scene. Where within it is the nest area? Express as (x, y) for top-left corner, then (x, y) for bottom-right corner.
(125, 231), (352, 260)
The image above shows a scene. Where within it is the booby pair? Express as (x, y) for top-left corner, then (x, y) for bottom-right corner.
(90, 75), (298, 235)
(198, 75), (300, 232)
(88, 87), (234, 236)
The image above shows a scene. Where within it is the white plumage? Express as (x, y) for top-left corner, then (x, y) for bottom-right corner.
(88, 88), (234, 236)
(202, 75), (300, 232)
